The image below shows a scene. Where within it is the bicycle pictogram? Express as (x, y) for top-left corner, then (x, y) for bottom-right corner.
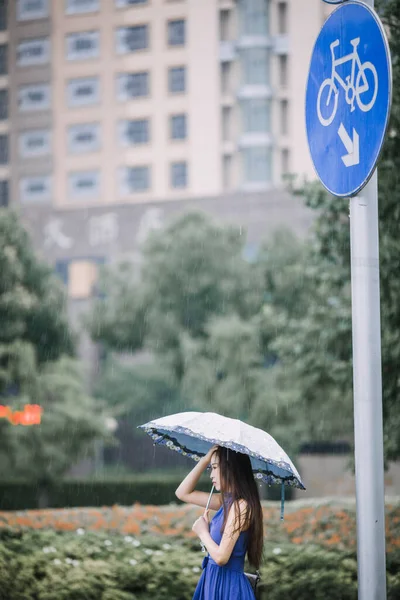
(317, 37), (378, 126)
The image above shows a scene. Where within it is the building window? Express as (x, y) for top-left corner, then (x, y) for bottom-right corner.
(280, 99), (288, 135)
(168, 66), (186, 93)
(66, 0), (99, 14)
(18, 83), (51, 112)
(66, 31), (100, 61)
(0, 1), (7, 31)
(223, 155), (232, 190)
(221, 62), (232, 95)
(68, 170), (100, 200)
(118, 119), (149, 146)
(19, 129), (51, 158)
(277, 2), (288, 35)
(222, 106), (231, 141)
(168, 19), (185, 46)
(171, 162), (187, 189)
(116, 26), (148, 53)
(281, 148), (290, 176)
(67, 77), (100, 107)
(19, 176), (52, 203)
(243, 146), (271, 183)
(68, 260), (98, 300)
(120, 166), (150, 194)
(17, 0), (49, 21)
(220, 9), (232, 42)
(170, 114), (187, 140)
(0, 89), (7, 120)
(68, 123), (101, 154)
(241, 47), (269, 85)
(279, 54), (288, 87)
(241, 98), (270, 133)
(0, 180), (8, 207)
(239, 0), (269, 37)
(0, 134), (8, 164)
(0, 44), (7, 75)
(116, 72), (149, 100)
(116, 0), (147, 6)
(17, 38), (50, 67)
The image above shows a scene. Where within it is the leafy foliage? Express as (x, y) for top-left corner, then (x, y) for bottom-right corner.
(89, 214), (273, 435)
(266, 184), (354, 444)
(87, 0), (400, 462)
(0, 209), (74, 370)
(0, 526), (400, 599)
(376, 0), (400, 460)
(95, 360), (182, 423)
(269, 0), (400, 455)
(0, 210), (108, 490)
(3, 357), (109, 487)
(88, 213), (264, 380)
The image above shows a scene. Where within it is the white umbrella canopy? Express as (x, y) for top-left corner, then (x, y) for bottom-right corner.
(139, 411), (305, 490)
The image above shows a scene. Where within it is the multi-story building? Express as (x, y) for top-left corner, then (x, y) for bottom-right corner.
(0, 0), (9, 207)
(2, 0), (333, 306)
(4, 0), (333, 211)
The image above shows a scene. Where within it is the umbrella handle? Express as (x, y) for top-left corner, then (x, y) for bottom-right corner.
(205, 485), (215, 512)
(201, 485), (215, 553)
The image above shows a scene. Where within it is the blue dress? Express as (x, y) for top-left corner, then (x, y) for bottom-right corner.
(192, 499), (256, 600)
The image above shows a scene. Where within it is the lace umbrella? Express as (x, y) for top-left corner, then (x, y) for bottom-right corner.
(139, 411), (305, 519)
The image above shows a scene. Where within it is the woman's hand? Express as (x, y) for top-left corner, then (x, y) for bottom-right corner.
(204, 445), (219, 463)
(192, 510), (210, 537)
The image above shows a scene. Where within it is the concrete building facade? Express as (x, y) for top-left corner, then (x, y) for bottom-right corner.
(0, 0), (337, 306)
(0, 0), (9, 207)
(3, 0), (334, 214)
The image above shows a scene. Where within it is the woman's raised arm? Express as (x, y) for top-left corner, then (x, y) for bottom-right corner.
(175, 445), (221, 511)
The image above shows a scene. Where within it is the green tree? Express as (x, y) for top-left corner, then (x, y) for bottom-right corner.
(95, 359), (182, 424)
(89, 213), (264, 380)
(265, 0), (400, 458)
(0, 210), (108, 500)
(88, 216), (309, 441)
(376, 0), (400, 460)
(263, 184), (354, 444)
(0, 210), (74, 370)
(181, 313), (268, 420)
(88, 261), (147, 353)
(3, 357), (109, 505)
(94, 359), (183, 471)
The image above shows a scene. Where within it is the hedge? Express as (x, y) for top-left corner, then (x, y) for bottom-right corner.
(0, 528), (399, 600)
(0, 478), (293, 510)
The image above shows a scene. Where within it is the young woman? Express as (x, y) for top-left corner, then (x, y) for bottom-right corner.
(175, 445), (264, 599)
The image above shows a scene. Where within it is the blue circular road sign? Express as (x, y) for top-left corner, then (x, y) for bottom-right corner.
(305, 1), (392, 197)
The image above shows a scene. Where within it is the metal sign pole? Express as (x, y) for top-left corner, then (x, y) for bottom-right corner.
(350, 169), (387, 600)
(350, 3), (387, 596)
(306, 3), (391, 592)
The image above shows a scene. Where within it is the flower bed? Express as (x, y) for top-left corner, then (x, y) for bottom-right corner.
(0, 526), (400, 600)
(1, 499), (399, 553)
(1, 500), (400, 600)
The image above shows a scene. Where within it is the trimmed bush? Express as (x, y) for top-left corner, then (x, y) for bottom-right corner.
(0, 529), (399, 600)
(0, 482), (39, 511)
(0, 478), (293, 510)
(259, 544), (358, 600)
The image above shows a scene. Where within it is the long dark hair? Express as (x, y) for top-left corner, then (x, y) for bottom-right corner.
(216, 446), (264, 569)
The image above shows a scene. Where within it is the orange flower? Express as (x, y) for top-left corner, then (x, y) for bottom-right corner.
(291, 537), (303, 544)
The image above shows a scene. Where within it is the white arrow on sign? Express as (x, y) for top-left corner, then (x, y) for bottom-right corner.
(338, 123), (360, 167)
